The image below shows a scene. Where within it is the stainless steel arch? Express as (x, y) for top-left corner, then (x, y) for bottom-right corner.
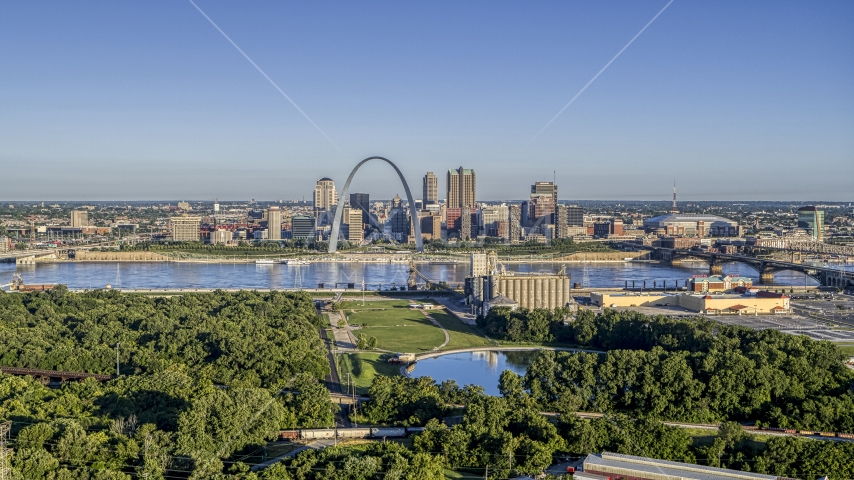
(328, 157), (423, 253)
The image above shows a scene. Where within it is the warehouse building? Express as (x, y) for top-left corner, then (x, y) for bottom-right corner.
(590, 291), (789, 315)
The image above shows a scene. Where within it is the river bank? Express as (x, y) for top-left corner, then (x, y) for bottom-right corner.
(25, 249), (650, 264)
(3, 258), (820, 291)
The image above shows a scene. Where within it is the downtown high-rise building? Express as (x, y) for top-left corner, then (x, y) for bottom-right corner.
(70, 210), (88, 228)
(349, 193), (370, 226)
(446, 167), (476, 209)
(423, 172), (438, 205)
(555, 204), (568, 239)
(460, 206), (473, 241)
(529, 181), (557, 225)
(797, 206), (825, 242)
(313, 177), (338, 212)
(266, 206), (282, 240)
(508, 204), (522, 243)
(565, 205), (584, 226)
(343, 207), (364, 244)
(170, 215), (201, 242)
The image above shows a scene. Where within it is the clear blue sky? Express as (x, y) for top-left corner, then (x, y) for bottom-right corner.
(1, 1), (852, 201)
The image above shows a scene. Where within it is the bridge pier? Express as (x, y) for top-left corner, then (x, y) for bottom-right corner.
(709, 264), (723, 275)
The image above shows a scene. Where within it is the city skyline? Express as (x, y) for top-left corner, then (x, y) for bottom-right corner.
(2, 1), (852, 201)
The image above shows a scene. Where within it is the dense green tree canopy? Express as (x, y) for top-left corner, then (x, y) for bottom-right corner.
(0, 288), (329, 386)
(484, 307), (854, 431)
(0, 290), (335, 478)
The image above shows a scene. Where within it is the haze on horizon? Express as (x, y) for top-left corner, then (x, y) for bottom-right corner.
(1, 1), (852, 202)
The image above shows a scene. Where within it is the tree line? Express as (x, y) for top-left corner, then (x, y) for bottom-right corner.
(479, 307), (854, 432)
(0, 288), (329, 387)
(343, 373), (854, 479)
(3, 367), (337, 479)
(0, 289), (339, 478)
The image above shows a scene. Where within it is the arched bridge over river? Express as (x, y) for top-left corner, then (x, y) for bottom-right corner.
(616, 243), (854, 288)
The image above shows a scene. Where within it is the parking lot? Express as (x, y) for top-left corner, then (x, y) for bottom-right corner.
(790, 294), (854, 328)
(606, 302), (854, 345)
(708, 314), (826, 331)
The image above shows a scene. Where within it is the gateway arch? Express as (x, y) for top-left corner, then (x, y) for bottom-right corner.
(328, 156), (423, 253)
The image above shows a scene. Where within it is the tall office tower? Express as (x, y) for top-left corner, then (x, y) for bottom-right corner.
(350, 193), (370, 225)
(530, 181), (557, 224)
(170, 215), (202, 241)
(70, 210), (88, 228)
(460, 206), (473, 241)
(566, 205), (584, 226)
(423, 172), (438, 205)
(555, 204), (568, 239)
(446, 170), (459, 208)
(390, 207), (410, 236)
(460, 168), (476, 207)
(213, 198), (220, 213)
(344, 207), (364, 243)
(797, 206), (825, 242)
(446, 167), (476, 208)
(520, 201), (530, 228)
(313, 177), (338, 212)
(267, 206), (282, 240)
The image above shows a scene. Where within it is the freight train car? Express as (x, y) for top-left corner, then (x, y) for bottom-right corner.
(337, 428), (371, 439)
(300, 429), (336, 440)
(371, 427), (406, 438)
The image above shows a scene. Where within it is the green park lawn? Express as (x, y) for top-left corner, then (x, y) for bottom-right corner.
(340, 299), (414, 310)
(346, 307), (433, 327)
(837, 343), (854, 356)
(338, 298), (493, 353)
(344, 303), (447, 351)
(360, 324), (446, 352)
(428, 309), (495, 350)
(336, 353), (402, 395)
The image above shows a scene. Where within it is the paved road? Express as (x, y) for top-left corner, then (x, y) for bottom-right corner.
(327, 311), (356, 349)
(434, 297), (477, 325)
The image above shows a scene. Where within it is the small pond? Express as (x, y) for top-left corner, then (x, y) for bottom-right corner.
(406, 350), (540, 396)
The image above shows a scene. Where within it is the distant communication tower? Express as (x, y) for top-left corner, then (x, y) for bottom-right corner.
(671, 180), (679, 214)
(0, 420), (11, 480)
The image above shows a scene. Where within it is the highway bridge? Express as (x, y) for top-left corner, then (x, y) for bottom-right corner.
(616, 243), (854, 288)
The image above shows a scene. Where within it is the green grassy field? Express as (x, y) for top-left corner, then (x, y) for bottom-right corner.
(346, 307), (433, 327)
(428, 310), (495, 350)
(338, 299), (493, 353)
(837, 343), (854, 356)
(363, 324), (447, 352)
(342, 302), (447, 352)
(340, 299), (414, 310)
(336, 353), (402, 394)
